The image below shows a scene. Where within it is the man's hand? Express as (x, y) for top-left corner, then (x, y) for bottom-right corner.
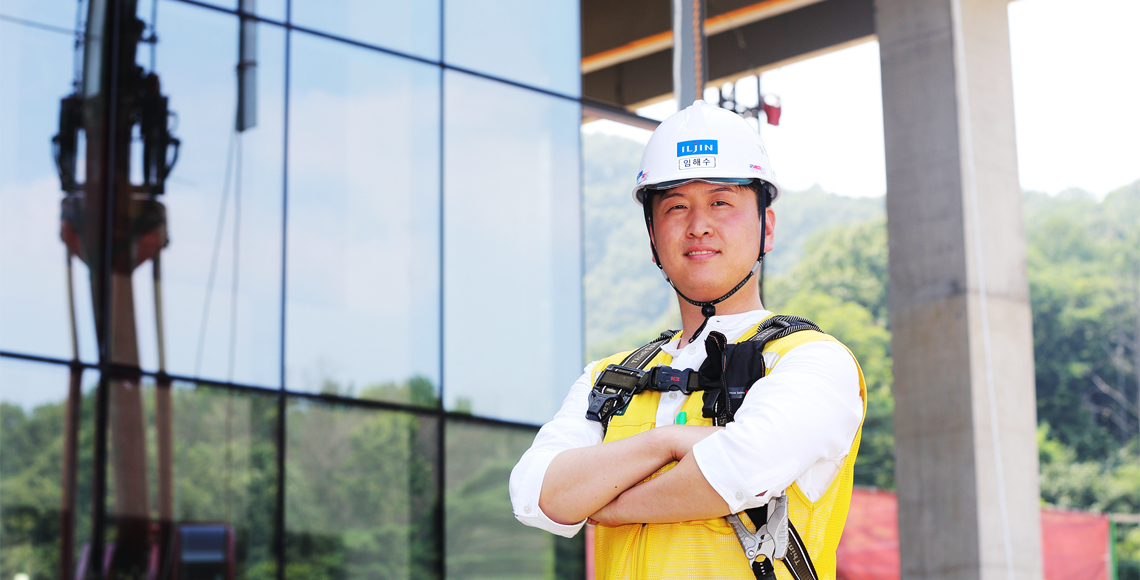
(588, 451), (731, 526)
(540, 427), (673, 525)
(539, 425), (723, 526)
(585, 425), (727, 527)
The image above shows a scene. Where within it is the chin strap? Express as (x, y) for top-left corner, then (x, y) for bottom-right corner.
(642, 185), (768, 344)
(671, 260), (761, 343)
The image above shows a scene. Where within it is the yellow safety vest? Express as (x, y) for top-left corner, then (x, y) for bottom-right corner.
(590, 319), (867, 580)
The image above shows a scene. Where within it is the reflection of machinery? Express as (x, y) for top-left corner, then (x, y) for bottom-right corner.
(52, 0), (258, 576)
(173, 524), (236, 580)
(52, 1), (179, 578)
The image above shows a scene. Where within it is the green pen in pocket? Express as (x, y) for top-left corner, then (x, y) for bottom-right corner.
(675, 411), (687, 425)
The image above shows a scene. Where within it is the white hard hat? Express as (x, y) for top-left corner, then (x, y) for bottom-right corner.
(633, 100), (781, 206)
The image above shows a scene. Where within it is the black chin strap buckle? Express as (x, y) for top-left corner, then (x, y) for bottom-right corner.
(688, 304), (717, 344)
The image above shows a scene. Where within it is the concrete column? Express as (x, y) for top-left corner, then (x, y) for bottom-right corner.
(876, 1), (1042, 579)
(672, 0), (706, 106)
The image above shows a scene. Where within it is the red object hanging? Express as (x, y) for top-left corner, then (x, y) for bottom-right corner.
(761, 95), (782, 126)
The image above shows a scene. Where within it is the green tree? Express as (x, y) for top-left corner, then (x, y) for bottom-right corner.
(1024, 183), (1139, 460)
(767, 216), (894, 489)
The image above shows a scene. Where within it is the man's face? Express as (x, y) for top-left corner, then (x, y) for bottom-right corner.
(649, 181), (775, 302)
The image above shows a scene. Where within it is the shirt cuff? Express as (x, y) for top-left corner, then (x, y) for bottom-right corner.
(691, 429), (793, 513)
(509, 450), (588, 538)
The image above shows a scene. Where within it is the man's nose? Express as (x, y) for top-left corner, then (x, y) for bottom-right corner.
(687, 208), (713, 237)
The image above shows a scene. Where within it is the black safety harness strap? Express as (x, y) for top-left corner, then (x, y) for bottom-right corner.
(737, 316), (822, 580)
(587, 316), (824, 580)
(619, 329), (679, 369)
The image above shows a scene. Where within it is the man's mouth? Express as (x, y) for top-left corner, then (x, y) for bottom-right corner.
(685, 250), (718, 257)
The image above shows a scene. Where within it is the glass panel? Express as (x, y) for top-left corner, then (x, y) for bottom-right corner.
(445, 419), (584, 579)
(443, 71), (582, 423)
(0, 358), (94, 580)
(286, 31), (441, 404)
(444, 0), (580, 96)
(292, 0), (440, 61)
(579, 122), (674, 362)
(103, 376), (279, 579)
(144, 0), (287, 23)
(127, 3), (285, 385)
(0, 0), (80, 29)
(0, 8), (99, 362)
(285, 397), (440, 579)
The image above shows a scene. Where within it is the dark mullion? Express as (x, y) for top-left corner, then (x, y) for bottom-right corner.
(164, 0), (582, 105)
(437, 1), (447, 572)
(0, 352), (548, 429)
(275, 1), (292, 578)
(0, 350), (101, 368)
(89, 0), (128, 575)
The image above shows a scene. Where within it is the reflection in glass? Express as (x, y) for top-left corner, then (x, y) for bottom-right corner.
(128, 3), (285, 385)
(0, 11), (99, 362)
(445, 419), (583, 579)
(444, 0), (580, 96)
(0, 358), (93, 580)
(286, 398), (440, 579)
(102, 378), (279, 579)
(579, 124), (673, 361)
(286, 31), (441, 402)
(443, 71), (582, 423)
(292, 0), (440, 61)
(144, 0), (287, 23)
(0, 0), (79, 29)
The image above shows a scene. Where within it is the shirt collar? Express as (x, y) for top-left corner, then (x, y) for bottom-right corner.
(659, 309), (772, 356)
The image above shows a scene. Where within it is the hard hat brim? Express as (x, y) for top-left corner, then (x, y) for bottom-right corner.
(634, 178), (773, 206)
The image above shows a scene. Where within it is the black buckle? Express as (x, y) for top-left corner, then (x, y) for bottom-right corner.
(648, 366), (700, 394)
(586, 365), (644, 424)
(587, 363), (707, 424)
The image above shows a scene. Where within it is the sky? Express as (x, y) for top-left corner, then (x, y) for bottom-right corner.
(584, 0), (1140, 200)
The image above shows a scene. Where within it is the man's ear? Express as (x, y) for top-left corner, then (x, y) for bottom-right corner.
(763, 207), (776, 254)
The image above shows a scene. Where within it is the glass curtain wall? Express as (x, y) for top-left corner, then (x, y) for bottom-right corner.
(0, 0), (582, 577)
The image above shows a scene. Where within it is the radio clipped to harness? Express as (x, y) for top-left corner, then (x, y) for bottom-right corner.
(586, 364), (702, 425)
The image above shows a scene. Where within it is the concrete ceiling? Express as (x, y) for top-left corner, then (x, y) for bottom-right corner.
(580, 0), (875, 108)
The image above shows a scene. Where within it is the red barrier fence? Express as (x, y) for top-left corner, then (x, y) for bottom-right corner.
(837, 488), (1111, 580)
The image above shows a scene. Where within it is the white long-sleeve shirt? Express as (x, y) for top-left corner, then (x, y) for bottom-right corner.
(509, 310), (864, 538)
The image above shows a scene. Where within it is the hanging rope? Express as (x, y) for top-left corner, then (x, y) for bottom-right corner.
(194, 125), (241, 378)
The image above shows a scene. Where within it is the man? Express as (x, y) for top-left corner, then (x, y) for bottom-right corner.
(510, 100), (866, 579)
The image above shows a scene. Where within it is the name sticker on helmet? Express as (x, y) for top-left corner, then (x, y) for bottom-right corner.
(679, 157), (716, 170)
(676, 140), (718, 156)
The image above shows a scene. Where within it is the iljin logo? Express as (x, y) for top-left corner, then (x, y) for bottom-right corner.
(676, 140), (718, 157)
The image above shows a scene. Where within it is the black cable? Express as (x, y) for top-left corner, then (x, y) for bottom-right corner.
(194, 129), (238, 377)
(227, 134), (242, 381)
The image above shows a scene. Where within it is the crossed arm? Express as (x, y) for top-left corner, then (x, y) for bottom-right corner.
(538, 425), (731, 526)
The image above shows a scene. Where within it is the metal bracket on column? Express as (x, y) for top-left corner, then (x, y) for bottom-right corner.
(672, 0), (706, 107)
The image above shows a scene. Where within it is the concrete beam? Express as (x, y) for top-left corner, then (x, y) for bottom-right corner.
(877, 0), (1042, 579)
(583, 0), (873, 107)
